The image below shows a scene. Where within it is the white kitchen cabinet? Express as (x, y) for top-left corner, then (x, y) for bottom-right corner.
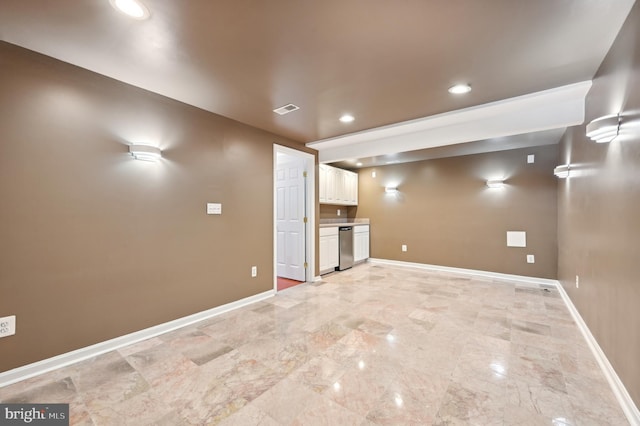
(344, 170), (358, 205)
(353, 225), (370, 263)
(319, 227), (339, 274)
(337, 170), (348, 204)
(319, 164), (337, 204)
(319, 164), (358, 206)
(327, 166), (338, 203)
(319, 164), (328, 202)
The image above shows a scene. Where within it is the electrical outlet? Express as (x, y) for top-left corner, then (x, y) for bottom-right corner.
(337, 209), (341, 216)
(372, 171), (376, 178)
(576, 275), (579, 289)
(251, 266), (257, 278)
(0, 315), (16, 338)
(402, 244), (407, 252)
(527, 254), (535, 263)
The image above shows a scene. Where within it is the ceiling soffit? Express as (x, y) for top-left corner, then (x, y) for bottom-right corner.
(308, 81), (592, 163)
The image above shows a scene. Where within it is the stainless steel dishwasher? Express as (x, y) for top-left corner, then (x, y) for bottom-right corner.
(338, 226), (354, 270)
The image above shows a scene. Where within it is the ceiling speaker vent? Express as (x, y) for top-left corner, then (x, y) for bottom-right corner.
(273, 103), (300, 115)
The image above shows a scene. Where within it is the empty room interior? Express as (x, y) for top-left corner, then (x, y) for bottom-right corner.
(1, 1), (639, 425)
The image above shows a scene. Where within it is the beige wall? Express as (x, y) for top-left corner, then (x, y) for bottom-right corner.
(355, 145), (559, 279)
(0, 42), (315, 372)
(557, 2), (640, 406)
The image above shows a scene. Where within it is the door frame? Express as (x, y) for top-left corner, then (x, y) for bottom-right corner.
(273, 144), (316, 292)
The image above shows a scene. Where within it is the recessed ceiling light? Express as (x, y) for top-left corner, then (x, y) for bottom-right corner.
(110, 0), (150, 20)
(448, 84), (472, 94)
(339, 114), (355, 123)
(356, 162), (363, 166)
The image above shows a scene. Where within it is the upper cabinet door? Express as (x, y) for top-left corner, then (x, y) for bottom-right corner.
(345, 171), (358, 205)
(319, 164), (328, 203)
(326, 166), (337, 203)
(319, 165), (358, 206)
(336, 168), (347, 203)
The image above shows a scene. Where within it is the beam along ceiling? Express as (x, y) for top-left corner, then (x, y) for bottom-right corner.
(330, 128), (567, 170)
(0, 0), (635, 159)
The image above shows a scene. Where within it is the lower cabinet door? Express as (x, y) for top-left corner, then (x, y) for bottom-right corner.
(320, 231), (339, 273)
(354, 229), (370, 262)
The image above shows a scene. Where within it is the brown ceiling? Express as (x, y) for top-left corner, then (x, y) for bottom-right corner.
(0, 1), (634, 144)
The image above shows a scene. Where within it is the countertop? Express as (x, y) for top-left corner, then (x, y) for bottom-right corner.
(319, 219), (369, 228)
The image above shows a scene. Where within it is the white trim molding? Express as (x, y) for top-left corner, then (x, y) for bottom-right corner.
(556, 283), (640, 425)
(0, 289), (274, 388)
(369, 257), (639, 425)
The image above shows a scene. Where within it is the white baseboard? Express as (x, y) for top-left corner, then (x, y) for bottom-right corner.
(369, 257), (639, 425)
(0, 289), (275, 388)
(556, 283), (640, 425)
(368, 258), (558, 287)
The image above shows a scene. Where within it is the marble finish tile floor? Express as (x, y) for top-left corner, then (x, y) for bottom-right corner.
(0, 264), (629, 425)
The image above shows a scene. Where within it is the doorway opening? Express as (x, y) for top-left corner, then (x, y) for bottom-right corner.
(273, 145), (315, 292)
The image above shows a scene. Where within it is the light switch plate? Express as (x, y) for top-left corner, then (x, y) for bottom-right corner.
(527, 154), (535, 164)
(206, 203), (222, 215)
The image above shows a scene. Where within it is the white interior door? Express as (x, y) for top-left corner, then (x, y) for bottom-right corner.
(276, 155), (306, 281)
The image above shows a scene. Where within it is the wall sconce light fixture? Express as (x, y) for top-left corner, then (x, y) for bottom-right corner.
(486, 179), (505, 188)
(385, 186), (398, 193)
(586, 114), (620, 143)
(129, 144), (162, 162)
(554, 165), (570, 178)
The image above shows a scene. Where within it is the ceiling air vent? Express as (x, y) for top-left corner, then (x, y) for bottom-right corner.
(273, 103), (300, 115)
